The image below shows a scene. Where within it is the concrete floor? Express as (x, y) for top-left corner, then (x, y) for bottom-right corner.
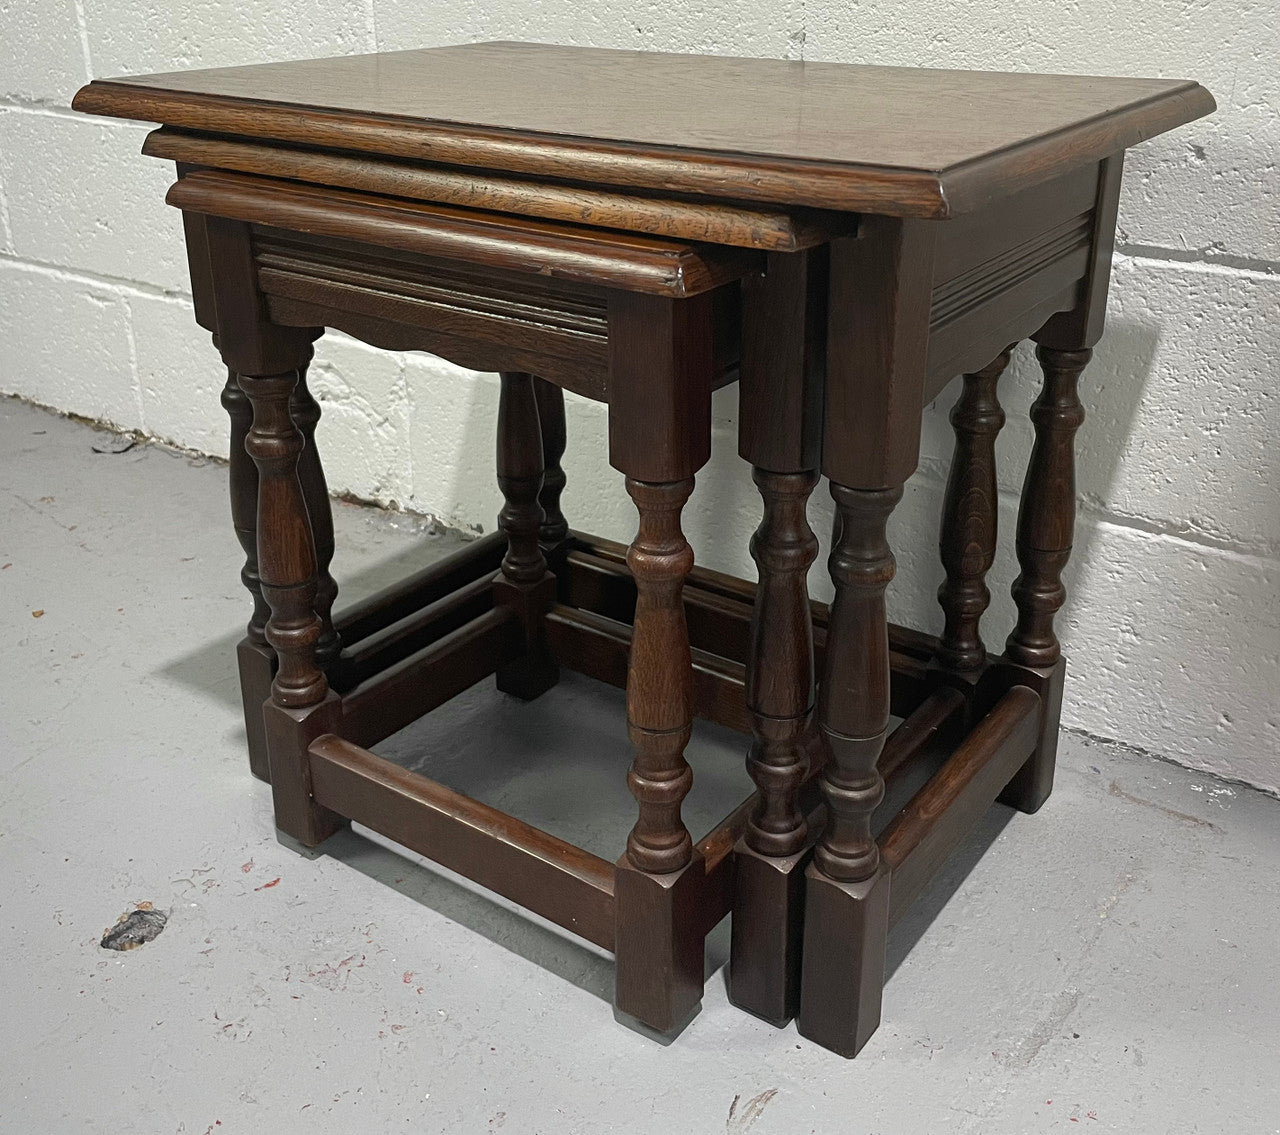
(2, 397), (1277, 1135)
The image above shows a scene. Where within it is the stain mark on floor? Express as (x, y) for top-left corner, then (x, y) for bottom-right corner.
(1108, 781), (1222, 833)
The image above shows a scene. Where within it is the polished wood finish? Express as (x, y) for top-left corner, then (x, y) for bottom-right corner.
(75, 43), (1212, 216)
(813, 485), (900, 883)
(168, 171), (758, 298)
(332, 531), (504, 644)
(880, 686), (1041, 925)
(728, 468), (819, 1025)
(239, 365), (344, 846)
(532, 377), (570, 552)
(621, 478), (696, 876)
(143, 128), (847, 252)
(936, 347), (1012, 671)
(221, 367), (270, 649)
(494, 371), (559, 699)
(798, 482), (901, 1056)
(1007, 345), (1091, 667)
(1036, 155), (1125, 351)
(290, 360), (341, 669)
(824, 221), (936, 489)
(240, 368), (326, 711)
(74, 41), (1214, 1058)
(340, 608), (520, 749)
(221, 366), (274, 782)
(737, 247), (827, 471)
(742, 469), (821, 859)
(310, 734), (617, 949)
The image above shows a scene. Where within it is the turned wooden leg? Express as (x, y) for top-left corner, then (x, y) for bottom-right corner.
(798, 482), (900, 1058)
(240, 368), (345, 847)
(999, 344), (1089, 813)
(494, 371), (559, 699)
(532, 376), (570, 556)
(613, 476), (704, 1035)
(290, 360), (341, 670)
(936, 347), (1012, 672)
(222, 367), (275, 782)
(729, 467), (819, 1026)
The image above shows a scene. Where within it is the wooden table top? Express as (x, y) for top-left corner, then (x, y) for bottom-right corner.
(74, 41), (1213, 217)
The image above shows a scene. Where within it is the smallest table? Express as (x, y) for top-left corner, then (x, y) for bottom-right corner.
(74, 43), (1213, 1058)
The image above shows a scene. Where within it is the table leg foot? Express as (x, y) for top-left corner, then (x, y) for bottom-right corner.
(264, 690), (347, 848)
(613, 852), (705, 1036)
(798, 861), (890, 1058)
(729, 839), (808, 1026)
(997, 656), (1067, 814)
(494, 574), (560, 700)
(237, 636), (275, 782)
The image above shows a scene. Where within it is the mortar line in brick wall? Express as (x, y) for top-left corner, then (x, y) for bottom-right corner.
(0, 252), (193, 303)
(911, 456), (1279, 564)
(0, 174), (14, 254)
(0, 98), (94, 117)
(71, 0), (94, 83)
(119, 293), (147, 431)
(1117, 244), (1279, 276)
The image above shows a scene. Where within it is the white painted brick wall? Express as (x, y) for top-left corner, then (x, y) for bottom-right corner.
(1, 2), (1275, 792)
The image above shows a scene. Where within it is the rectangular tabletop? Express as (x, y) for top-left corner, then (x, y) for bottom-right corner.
(74, 42), (1213, 217)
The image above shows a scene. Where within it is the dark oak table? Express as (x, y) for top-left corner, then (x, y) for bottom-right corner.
(75, 43), (1212, 1057)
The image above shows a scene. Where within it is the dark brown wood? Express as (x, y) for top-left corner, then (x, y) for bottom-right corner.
(923, 165), (1100, 388)
(880, 685), (1042, 925)
(532, 377), (570, 552)
(309, 735), (617, 949)
(563, 532), (944, 663)
(878, 685), (968, 781)
(553, 544), (938, 720)
(1037, 155), (1125, 351)
(728, 467), (821, 1026)
(995, 655), (1067, 814)
(621, 478), (697, 875)
(798, 856), (890, 1058)
(76, 44), (1213, 216)
(333, 573), (495, 688)
(332, 530), (505, 644)
(256, 233), (613, 402)
(742, 469), (821, 858)
(144, 127), (847, 251)
(72, 42), (1217, 1059)
(613, 851), (706, 1035)
(812, 484), (901, 883)
(290, 358), (341, 669)
(544, 604), (752, 735)
(493, 371), (559, 700)
(202, 215), (318, 376)
(1006, 345), (1090, 667)
(236, 640), (275, 784)
(823, 222), (936, 490)
(169, 171), (759, 298)
(238, 364), (344, 845)
(936, 346), (1013, 671)
(340, 607), (521, 749)
(221, 365), (273, 781)
(238, 369), (326, 709)
(496, 371), (547, 586)
(798, 481), (901, 1058)
(738, 247), (827, 471)
(607, 291), (715, 482)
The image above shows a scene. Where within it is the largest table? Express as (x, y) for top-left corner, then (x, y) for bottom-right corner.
(75, 43), (1212, 1056)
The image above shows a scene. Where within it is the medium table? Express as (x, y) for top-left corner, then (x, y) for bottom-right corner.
(75, 43), (1212, 1057)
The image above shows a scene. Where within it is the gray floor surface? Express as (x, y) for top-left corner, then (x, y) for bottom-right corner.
(2, 397), (1277, 1135)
